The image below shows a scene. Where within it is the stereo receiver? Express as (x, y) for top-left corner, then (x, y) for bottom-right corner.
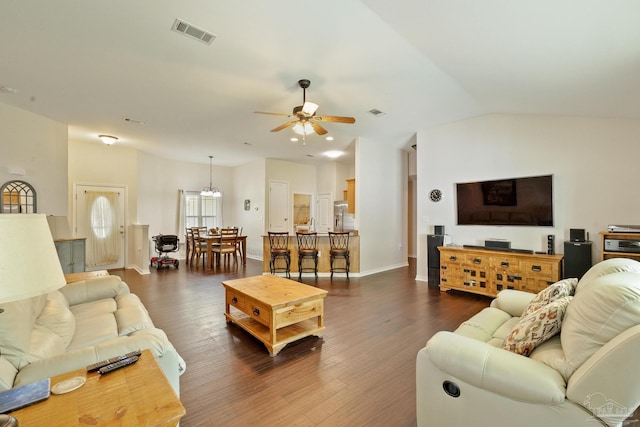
(604, 238), (640, 253)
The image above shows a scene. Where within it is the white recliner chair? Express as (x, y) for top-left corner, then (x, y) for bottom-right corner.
(416, 258), (640, 427)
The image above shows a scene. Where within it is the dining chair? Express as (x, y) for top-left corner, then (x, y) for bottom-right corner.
(328, 231), (350, 280)
(213, 228), (239, 265)
(185, 228), (194, 265)
(296, 231), (318, 280)
(191, 227), (208, 267)
(268, 231), (290, 278)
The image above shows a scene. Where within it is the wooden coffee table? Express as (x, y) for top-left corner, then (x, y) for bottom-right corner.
(10, 349), (185, 426)
(222, 275), (328, 356)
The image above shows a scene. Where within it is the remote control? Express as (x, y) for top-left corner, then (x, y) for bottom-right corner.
(87, 350), (142, 372)
(98, 355), (139, 375)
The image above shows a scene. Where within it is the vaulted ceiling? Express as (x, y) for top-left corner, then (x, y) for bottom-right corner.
(1, 1), (639, 167)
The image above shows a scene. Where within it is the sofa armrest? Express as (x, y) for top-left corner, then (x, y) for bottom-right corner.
(423, 331), (566, 404)
(59, 276), (130, 306)
(490, 289), (535, 317)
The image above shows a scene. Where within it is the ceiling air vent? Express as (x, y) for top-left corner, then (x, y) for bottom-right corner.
(171, 19), (216, 45)
(368, 108), (386, 117)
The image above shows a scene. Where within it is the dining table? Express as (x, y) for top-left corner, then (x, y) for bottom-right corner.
(200, 234), (247, 269)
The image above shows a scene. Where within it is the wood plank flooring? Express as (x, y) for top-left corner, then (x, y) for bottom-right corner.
(111, 258), (491, 426)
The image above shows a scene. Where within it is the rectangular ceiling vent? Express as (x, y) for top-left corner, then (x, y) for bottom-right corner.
(368, 108), (386, 117)
(172, 19), (216, 45)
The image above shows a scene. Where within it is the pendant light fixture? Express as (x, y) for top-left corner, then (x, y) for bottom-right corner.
(201, 155), (222, 197)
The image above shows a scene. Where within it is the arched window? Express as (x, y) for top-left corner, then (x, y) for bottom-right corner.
(1, 180), (37, 213)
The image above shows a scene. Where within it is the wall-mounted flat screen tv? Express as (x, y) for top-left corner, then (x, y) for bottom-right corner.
(456, 175), (553, 226)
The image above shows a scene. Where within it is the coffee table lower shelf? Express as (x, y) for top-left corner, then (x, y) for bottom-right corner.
(225, 311), (324, 356)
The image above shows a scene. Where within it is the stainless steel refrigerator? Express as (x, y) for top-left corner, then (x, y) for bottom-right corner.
(334, 201), (355, 231)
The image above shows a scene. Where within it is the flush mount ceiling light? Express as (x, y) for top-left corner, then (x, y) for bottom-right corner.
(200, 155), (222, 198)
(98, 134), (118, 145)
(324, 150), (343, 159)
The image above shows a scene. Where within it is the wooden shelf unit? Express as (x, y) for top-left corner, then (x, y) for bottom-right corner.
(600, 231), (640, 262)
(439, 246), (563, 297)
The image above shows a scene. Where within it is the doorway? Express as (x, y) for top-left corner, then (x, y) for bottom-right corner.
(316, 192), (332, 233)
(75, 184), (126, 270)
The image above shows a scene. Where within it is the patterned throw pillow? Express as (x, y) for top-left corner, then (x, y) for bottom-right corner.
(503, 296), (572, 356)
(522, 278), (577, 317)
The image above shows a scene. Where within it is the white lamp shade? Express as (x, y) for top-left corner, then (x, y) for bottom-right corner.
(0, 214), (66, 304)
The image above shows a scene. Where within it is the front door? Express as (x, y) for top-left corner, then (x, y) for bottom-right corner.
(75, 184), (126, 270)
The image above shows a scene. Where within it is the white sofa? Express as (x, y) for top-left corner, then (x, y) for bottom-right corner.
(0, 274), (185, 395)
(417, 258), (640, 427)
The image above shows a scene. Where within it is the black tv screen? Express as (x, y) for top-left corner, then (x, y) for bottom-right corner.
(456, 175), (553, 226)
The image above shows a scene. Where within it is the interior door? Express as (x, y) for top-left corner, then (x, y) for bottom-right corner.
(75, 184), (126, 270)
(316, 192), (332, 233)
(268, 180), (289, 232)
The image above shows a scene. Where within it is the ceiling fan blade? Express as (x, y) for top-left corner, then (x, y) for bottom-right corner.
(315, 115), (356, 124)
(310, 121), (328, 135)
(271, 120), (297, 132)
(302, 102), (319, 115)
(255, 111), (292, 117)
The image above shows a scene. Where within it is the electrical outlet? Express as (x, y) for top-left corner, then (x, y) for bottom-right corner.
(318, 251), (321, 256)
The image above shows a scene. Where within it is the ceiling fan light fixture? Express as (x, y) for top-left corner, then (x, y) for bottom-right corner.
(201, 155), (222, 198)
(293, 122), (314, 135)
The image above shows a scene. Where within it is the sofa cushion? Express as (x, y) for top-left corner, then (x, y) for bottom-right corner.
(36, 291), (76, 347)
(0, 295), (47, 370)
(27, 325), (66, 361)
(561, 271), (640, 378)
(503, 296), (572, 356)
(522, 278), (577, 317)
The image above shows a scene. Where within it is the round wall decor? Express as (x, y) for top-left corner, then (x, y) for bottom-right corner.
(429, 189), (442, 202)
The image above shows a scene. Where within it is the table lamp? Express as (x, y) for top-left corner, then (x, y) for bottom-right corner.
(0, 214), (67, 426)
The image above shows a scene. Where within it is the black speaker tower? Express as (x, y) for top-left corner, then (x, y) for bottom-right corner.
(564, 241), (592, 280)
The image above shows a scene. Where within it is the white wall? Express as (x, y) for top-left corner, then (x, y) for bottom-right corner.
(357, 137), (409, 274)
(232, 159), (266, 260)
(0, 103), (68, 217)
(416, 113), (640, 280)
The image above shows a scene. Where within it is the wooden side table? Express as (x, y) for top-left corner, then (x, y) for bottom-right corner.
(10, 350), (185, 426)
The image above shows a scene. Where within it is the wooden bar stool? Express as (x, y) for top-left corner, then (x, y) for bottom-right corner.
(268, 231), (291, 278)
(329, 231), (350, 280)
(296, 231), (318, 280)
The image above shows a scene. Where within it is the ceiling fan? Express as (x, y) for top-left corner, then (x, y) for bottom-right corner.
(255, 79), (356, 137)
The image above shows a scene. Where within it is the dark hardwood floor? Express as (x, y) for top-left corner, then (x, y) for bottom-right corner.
(111, 258), (491, 426)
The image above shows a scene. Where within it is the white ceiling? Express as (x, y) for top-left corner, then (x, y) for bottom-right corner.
(1, 1), (639, 167)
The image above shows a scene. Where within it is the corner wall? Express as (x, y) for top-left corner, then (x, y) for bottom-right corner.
(0, 103), (68, 217)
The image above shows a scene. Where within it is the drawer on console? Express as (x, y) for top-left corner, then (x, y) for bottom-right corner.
(520, 260), (558, 280)
(464, 253), (489, 267)
(226, 292), (246, 310)
(246, 299), (271, 327)
(440, 251), (464, 265)
(490, 256), (520, 272)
